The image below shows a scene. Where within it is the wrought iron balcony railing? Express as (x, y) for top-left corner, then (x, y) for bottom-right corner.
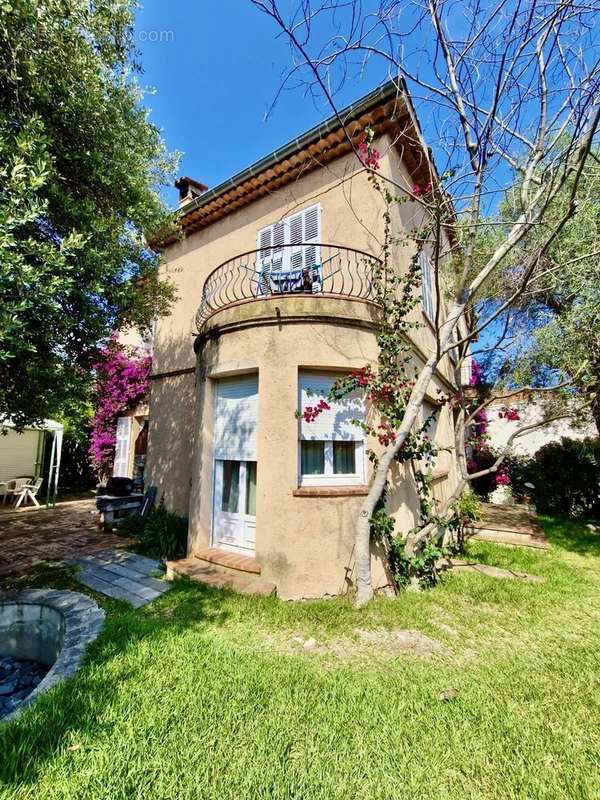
(195, 243), (382, 330)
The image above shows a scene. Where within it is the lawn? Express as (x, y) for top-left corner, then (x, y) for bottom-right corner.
(1, 517), (600, 800)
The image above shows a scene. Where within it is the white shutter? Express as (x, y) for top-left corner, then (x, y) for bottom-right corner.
(214, 375), (259, 460)
(256, 204), (321, 275)
(299, 372), (364, 442)
(303, 204), (320, 269)
(421, 400), (439, 442)
(289, 212), (304, 271)
(420, 252), (435, 319)
(271, 221), (285, 271)
(113, 416), (132, 477)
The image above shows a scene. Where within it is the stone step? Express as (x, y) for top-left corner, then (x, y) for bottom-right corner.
(165, 558), (276, 597)
(467, 526), (550, 550)
(193, 547), (261, 575)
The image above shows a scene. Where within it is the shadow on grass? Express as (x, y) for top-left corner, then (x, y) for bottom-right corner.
(0, 567), (232, 790)
(539, 515), (600, 557)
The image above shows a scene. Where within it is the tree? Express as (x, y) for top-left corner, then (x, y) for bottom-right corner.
(0, 0), (178, 429)
(253, 0), (600, 604)
(476, 153), (600, 431)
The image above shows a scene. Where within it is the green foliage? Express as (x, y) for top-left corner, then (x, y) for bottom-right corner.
(0, 0), (178, 428)
(448, 488), (481, 552)
(121, 501), (188, 561)
(531, 437), (600, 518)
(388, 534), (447, 590)
(475, 152), (600, 431)
(58, 427), (97, 492)
(3, 516), (600, 797)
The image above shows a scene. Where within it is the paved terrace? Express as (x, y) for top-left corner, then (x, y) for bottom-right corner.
(0, 498), (131, 577)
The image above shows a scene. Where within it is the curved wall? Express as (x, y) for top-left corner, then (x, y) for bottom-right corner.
(188, 296), (459, 599)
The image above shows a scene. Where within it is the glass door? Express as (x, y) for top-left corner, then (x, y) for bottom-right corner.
(212, 460), (256, 554)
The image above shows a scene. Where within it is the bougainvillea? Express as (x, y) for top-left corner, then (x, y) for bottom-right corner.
(357, 128), (380, 170)
(89, 338), (151, 477)
(498, 406), (521, 421)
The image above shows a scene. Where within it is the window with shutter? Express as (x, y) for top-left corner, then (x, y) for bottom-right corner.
(298, 371), (365, 486)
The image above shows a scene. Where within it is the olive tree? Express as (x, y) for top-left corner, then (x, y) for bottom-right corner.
(253, 0), (600, 604)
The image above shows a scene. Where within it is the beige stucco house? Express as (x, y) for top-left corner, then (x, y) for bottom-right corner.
(143, 80), (468, 599)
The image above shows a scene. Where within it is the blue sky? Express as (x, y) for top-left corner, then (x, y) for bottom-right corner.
(134, 2), (385, 206)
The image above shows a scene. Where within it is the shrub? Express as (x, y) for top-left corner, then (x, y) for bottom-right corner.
(118, 501), (188, 560)
(531, 437), (600, 517)
(449, 489), (482, 552)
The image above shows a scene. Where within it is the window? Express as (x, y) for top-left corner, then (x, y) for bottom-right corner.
(298, 371), (365, 486)
(419, 252), (436, 321)
(257, 204), (321, 279)
(421, 400), (439, 443)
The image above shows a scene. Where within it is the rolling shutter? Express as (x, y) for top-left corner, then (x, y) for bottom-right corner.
(113, 416), (132, 477)
(299, 372), (364, 442)
(214, 375), (259, 461)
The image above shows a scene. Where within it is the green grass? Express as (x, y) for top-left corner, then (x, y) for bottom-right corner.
(1, 517), (600, 799)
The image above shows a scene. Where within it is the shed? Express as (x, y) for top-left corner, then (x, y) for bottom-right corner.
(0, 420), (64, 507)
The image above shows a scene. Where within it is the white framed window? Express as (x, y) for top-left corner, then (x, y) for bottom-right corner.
(419, 251), (436, 321)
(298, 371), (365, 486)
(257, 204), (321, 275)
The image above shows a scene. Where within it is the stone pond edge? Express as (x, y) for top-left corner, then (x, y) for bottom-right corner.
(0, 588), (105, 722)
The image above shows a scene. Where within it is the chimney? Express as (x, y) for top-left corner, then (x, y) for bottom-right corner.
(175, 176), (209, 208)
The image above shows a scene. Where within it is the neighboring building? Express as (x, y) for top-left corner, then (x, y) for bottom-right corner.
(145, 80), (468, 599)
(487, 392), (597, 457)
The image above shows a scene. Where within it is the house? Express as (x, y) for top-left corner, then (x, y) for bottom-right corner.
(486, 391), (596, 457)
(144, 80), (468, 599)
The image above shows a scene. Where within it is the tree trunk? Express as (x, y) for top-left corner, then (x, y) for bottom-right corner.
(353, 350), (447, 605)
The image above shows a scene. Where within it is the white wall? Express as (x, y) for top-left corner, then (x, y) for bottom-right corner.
(487, 398), (596, 457)
(0, 429), (41, 482)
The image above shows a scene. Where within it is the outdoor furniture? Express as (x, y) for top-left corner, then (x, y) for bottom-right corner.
(1, 477), (35, 505)
(13, 477), (44, 508)
(96, 485), (156, 528)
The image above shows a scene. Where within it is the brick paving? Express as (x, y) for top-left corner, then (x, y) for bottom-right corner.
(0, 499), (132, 578)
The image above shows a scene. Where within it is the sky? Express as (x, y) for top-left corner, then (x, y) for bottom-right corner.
(134, 1), (385, 206)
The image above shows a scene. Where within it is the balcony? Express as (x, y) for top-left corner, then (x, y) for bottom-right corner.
(195, 243), (382, 330)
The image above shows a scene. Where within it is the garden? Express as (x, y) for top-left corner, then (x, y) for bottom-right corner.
(1, 516), (599, 800)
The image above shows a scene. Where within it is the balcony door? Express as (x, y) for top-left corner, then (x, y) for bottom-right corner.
(212, 375), (258, 555)
(256, 204), (321, 290)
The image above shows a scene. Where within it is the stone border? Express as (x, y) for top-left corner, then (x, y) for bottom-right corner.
(0, 589), (105, 722)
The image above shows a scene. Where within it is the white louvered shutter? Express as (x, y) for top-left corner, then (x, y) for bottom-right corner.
(289, 212), (304, 271)
(299, 372), (364, 442)
(420, 252), (435, 319)
(214, 375), (259, 461)
(113, 416), (132, 477)
(271, 221), (285, 271)
(303, 204), (320, 270)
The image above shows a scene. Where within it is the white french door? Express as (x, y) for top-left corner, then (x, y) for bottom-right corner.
(213, 460), (256, 554)
(212, 375), (258, 555)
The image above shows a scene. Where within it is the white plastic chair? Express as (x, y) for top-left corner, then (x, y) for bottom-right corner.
(13, 477), (44, 508)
